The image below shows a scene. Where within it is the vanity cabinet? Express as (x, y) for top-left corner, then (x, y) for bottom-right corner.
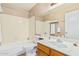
(37, 43), (49, 56)
(50, 49), (65, 56)
(37, 49), (48, 56)
(37, 43), (66, 56)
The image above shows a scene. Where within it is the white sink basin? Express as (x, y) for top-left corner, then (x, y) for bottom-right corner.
(48, 41), (68, 48)
(47, 39), (75, 48)
(40, 39), (74, 48)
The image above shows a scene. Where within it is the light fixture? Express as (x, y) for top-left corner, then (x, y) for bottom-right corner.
(48, 3), (64, 11)
(50, 3), (56, 6)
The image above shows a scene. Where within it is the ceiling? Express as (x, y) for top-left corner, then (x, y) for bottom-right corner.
(1, 3), (64, 17)
(1, 3), (36, 11)
(29, 3), (64, 17)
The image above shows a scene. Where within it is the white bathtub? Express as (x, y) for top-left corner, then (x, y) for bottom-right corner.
(0, 41), (37, 56)
(0, 44), (25, 56)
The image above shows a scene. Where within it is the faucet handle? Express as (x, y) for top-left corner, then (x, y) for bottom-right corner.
(73, 43), (78, 47)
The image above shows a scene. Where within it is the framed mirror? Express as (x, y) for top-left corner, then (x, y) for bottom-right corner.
(50, 22), (58, 36)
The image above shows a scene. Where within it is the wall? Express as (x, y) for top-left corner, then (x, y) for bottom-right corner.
(0, 4), (2, 12)
(35, 16), (44, 35)
(0, 13), (2, 43)
(0, 14), (29, 44)
(0, 14), (44, 44)
(0, 24), (2, 43)
(29, 16), (35, 41)
(0, 3), (45, 43)
(42, 21), (50, 39)
(29, 16), (44, 40)
(36, 20), (44, 35)
(43, 3), (79, 37)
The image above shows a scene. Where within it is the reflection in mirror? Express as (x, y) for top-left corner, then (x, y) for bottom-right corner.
(50, 22), (58, 36)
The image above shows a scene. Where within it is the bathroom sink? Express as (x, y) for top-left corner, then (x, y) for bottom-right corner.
(56, 43), (68, 48)
(41, 39), (73, 48)
(48, 41), (68, 48)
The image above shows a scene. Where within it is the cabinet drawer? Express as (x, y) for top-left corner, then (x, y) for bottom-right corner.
(37, 49), (48, 56)
(37, 43), (50, 55)
(50, 49), (64, 56)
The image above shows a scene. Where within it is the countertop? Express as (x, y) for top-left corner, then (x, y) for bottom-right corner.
(38, 40), (79, 56)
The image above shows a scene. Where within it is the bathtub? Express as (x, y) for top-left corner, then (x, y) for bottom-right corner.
(0, 41), (37, 56)
(0, 44), (25, 56)
(16, 41), (37, 56)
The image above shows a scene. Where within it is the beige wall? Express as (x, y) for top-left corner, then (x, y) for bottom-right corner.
(36, 20), (44, 36)
(0, 4), (45, 43)
(43, 3), (79, 37)
(0, 14), (44, 44)
(29, 16), (45, 40)
(35, 16), (44, 35)
(29, 16), (36, 41)
(0, 14), (29, 44)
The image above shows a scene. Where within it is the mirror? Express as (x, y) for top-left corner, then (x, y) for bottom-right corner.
(50, 22), (58, 36)
(65, 10), (79, 39)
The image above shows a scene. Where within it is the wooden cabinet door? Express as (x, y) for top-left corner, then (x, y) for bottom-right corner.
(50, 49), (64, 56)
(37, 43), (66, 56)
(37, 49), (48, 56)
(37, 43), (50, 55)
